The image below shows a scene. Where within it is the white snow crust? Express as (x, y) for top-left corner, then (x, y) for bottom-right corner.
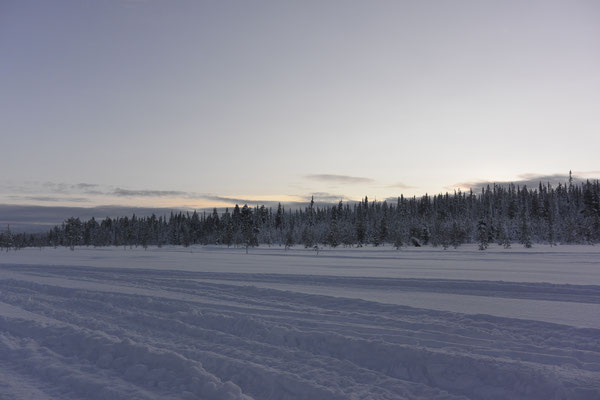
(0, 245), (599, 399)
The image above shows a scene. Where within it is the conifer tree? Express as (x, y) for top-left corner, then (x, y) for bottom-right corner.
(284, 228), (294, 249)
(301, 225), (314, 248)
(241, 205), (258, 253)
(477, 219), (488, 250)
(326, 207), (340, 248)
(520, 208), (532, 248)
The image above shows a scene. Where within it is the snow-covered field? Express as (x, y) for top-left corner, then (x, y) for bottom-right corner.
(0, 245), (599, 400)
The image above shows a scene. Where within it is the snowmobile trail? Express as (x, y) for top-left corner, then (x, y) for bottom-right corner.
(0, 247), (599, 399)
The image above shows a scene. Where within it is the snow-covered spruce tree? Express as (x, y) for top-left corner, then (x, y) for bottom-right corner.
(582, 180), (600, 242)
(498, 223), (511, 249)
(64, 217), (83, 250)
(326, 205), (340, 248)
(477, 219), (489, 250)
(451, 221), (466, 249)
(219, 209), (233, 247)
(0, 225), (14, 251)
(378, 216), (388, 246)
(241, 205), (258, 253)
(284, 228), (294, 249)
(439, 222), (451, 250)
(301, 224), (314, 248)
(421, 225), (431, 245)
(519, 208), (532, 248)
(392, 219), (404, 250)
(355, 215), (366, 247)
(275, 203), (284, 233)
(340, 221), (355, 247)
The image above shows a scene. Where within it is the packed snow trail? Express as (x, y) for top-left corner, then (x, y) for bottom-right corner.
(0, 246), (599, 399)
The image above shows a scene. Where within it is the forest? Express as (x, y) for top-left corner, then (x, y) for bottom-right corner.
(1, 179), (599, 251)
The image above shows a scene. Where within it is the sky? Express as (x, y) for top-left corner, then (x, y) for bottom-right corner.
(1, 0), (599, 209)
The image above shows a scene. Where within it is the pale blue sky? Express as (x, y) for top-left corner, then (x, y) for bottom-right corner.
(1, 0), (599, 208)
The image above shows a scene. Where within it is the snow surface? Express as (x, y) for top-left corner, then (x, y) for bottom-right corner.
(0, 245), (599, 399)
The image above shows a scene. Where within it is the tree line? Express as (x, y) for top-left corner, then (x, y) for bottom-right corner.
(1, 178), (599, 252)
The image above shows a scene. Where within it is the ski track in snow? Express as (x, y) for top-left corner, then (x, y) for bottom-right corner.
(0, 246), (599, 399)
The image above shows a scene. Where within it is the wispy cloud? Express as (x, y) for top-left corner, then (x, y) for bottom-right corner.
(0, 180), (385, 208)
(3, 181), (104, 195)
(447, 172), (600, 192)
(1, 180), (328, 206)
(305, 174), (374, 184)
(0, 181), (193, 203)
(307, 192), (349, 202)
(7, 195), (90, 203)
(198, 195), (287, 205)
(41, 182), (70, 193)
(191, 193), (348, 207)
(73, 183), (98, 189)
(386, 182), (415, 189)
(112, 188), (188, 197)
